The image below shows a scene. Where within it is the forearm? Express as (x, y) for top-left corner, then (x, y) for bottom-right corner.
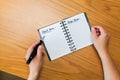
(98, 50), (120, 80)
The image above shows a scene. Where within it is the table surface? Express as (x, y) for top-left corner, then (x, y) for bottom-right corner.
(0, 0), (120, 80)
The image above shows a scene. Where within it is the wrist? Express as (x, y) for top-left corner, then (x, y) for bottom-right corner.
(97, 48), (109, 55)
(97, 49), (110, 60)
(28, 72), (39, 80)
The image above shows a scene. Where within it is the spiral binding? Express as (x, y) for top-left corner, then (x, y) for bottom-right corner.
(60, 20), (76, 51)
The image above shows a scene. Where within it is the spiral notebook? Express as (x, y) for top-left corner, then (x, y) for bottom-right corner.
(38, 12), (93, 61)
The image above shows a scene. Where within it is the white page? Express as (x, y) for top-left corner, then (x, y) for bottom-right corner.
(39, 22), (71, 60)
(65, 13), (93, 51)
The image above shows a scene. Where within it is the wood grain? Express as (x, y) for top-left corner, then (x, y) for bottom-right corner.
(0, 0), (120, 80)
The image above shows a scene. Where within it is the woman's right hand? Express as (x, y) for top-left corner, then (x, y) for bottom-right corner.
(91, 26), (110, 55)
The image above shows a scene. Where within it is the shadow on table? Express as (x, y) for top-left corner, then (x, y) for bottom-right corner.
(0, 71), (25, 80)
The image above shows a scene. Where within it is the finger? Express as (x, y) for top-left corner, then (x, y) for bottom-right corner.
(37, 45), (45, 56)
(25, 48), (33, 61)
(36, 46), (45, 61)
(94, 26), (106, 35)
(91, 27), (97, 39)
(25, 40), (40, 60)
(42, 45), (46, 55)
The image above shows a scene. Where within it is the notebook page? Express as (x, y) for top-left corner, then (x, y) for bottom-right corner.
(65, 13), (93, 51)
(39, 22), (71, 60)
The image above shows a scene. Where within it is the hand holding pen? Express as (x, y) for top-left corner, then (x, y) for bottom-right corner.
(25, 40), (45, 80)
(26, 40), (43, 64)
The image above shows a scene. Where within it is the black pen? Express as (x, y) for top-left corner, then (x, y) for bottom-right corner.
(26, 40), (43, 64)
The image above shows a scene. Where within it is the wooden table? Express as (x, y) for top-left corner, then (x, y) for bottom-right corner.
(0, 0), (120, 80)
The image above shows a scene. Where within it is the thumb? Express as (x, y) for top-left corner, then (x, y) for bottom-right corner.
(91, 27), (97, 40)
(37, 46), (44, 58)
